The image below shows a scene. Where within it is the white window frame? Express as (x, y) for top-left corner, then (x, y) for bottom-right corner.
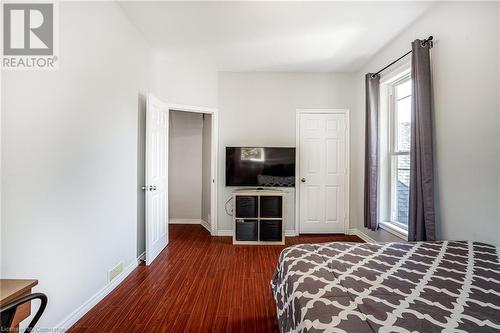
(378, 63), (411, 239)
(388, 74), (411, 229)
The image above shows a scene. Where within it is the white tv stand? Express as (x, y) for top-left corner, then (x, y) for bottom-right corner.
(232, 189), (285, 245)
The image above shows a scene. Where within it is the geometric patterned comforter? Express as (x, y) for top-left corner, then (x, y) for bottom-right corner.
(271, 241), (500, 333)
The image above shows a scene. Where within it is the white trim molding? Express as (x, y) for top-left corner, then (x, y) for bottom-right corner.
(167, 103), (218, 115)
(169, 218), (212, 233)
(169, 218), (203, 224)
(379, 221), (408, 240)
(56, 257), (140, 330)
(216, 229), (233, 237)
(348, 228), (376, 243)
(200, 219), (211, 232)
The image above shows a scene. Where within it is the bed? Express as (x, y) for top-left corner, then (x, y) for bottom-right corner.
(271, 241), (500, 333)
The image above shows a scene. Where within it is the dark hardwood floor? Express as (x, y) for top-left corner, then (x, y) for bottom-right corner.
(69, 224), (363, 333)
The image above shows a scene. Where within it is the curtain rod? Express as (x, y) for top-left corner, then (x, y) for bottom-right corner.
(371, 36), (433, 78)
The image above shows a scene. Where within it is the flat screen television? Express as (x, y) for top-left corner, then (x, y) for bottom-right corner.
(226, 147), (296, 187)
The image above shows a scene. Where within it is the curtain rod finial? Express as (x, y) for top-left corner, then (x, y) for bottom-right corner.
(422, 36), (434, 47)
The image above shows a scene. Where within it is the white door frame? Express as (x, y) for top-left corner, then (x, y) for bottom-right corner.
(166, 103), (219, 236)
(295, 109), (350, 235)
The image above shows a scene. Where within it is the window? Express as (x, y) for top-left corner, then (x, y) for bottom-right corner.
(378, 65), (411, 238)
(387, 75), (411, 230)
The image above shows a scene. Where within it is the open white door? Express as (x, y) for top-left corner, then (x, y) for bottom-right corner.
(145, 94), (169, 265)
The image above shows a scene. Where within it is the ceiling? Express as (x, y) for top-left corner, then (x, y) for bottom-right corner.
(120, 1), (434, 72)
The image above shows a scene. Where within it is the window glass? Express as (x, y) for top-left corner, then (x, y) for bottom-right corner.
(396, 79), (411, 99)
(393, 155), (410, 225)
(396, 96), (411, 152)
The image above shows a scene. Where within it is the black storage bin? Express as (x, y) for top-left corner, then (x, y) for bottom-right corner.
(235, 196), (258, 218)
(260, 220), (282, 241)
(236, 219), (258, 241)
(260, 196), (282, 218)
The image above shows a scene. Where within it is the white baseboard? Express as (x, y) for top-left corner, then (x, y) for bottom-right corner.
(56, 256), (140, 330)
(137, 251), (146, 262)
(285, 230), (297, 236)
(216, 229), (233, 236)
(170, 218), (212, 233)
(348, 228), (376, 243)
(169, 218), (202, 224)
(200, 219), (211, 233)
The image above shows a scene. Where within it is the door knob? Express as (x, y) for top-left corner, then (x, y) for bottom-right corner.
(149, 185), (157, 191)
(301, 178), (306, 183)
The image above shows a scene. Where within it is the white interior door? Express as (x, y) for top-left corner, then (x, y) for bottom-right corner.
(299, 113), (347, 233)
(145, 94), (169, 265)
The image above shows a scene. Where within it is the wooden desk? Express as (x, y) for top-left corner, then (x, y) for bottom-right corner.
(0, 279), (38, 328)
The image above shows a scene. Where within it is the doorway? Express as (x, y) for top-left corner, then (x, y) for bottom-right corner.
(295, 109), (350, 234)
(168, 111), (213, 232)
(143, 95), (218, 265)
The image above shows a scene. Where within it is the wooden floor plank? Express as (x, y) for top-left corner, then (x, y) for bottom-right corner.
(68, 225), (363, 332)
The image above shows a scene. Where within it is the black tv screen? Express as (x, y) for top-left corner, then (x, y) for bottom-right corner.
(226, 147), (296, 187)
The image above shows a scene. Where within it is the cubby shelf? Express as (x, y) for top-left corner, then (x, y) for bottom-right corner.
(232, 190), (285, 245)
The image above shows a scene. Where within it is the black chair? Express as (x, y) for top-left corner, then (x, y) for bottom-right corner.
(0, 293), (47, 333)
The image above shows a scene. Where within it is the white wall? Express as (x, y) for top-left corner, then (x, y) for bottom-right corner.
(1, 2), (152, 328)
(202, 114), (212, 224)
(497, 3), (500, 225)
(153, 52), (218, 108)
(352, 2), (500, 245)
(168, 111), (203, 220)
(217, 72), (355, 233)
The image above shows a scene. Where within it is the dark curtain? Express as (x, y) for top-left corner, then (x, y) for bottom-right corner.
(364, 74), (380, 231)
(408, 39), (436, 241)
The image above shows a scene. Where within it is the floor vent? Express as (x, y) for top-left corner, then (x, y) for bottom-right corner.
(108, 262), (123, 282)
